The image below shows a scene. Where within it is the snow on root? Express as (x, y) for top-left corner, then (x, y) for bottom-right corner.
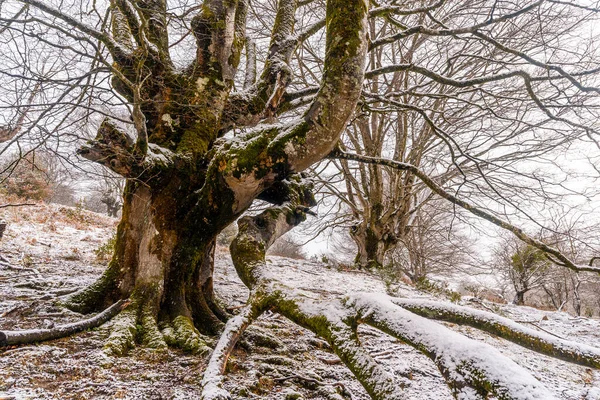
(390, 298), (600, 368)
(348, 293), (558, 400)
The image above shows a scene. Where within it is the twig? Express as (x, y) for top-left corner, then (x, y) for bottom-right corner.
(0, 305), (21, 318)
(274, 374), (321, 384)
(519, 321), (567, 340)
(0, 261), (39, 274)
(317, 356), (341, 365)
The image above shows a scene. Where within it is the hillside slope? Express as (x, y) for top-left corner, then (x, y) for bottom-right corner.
(0, 202), (599, 399)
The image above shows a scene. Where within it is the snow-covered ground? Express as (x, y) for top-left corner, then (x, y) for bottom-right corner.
(0, 201), (599, 399)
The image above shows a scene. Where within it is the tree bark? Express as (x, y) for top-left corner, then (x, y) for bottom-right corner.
(54, 0), (369, 356)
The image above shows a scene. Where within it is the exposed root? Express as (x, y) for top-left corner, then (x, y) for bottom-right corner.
(349, 293), (558, 400)
(104, 289), (171, 356)
(139, 306), (168, 351)
(388, 298), (600, 369)
(62, 263), (120, 314)
(190, 294), (226, 335)
(163, 315), (211, 355)
(0, 300), (128, 348)
(103, 304), (138, 356)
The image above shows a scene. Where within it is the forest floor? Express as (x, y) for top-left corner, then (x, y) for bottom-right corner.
(0, 200), (599, 400)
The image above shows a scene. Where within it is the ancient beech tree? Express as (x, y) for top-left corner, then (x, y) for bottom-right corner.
(2, 1), (600, 399)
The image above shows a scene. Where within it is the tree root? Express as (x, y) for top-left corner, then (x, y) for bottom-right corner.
(62, 263), (121, 314)
(0, 300), (128, 347)
(161, 315), (211, 355)
(388, 298), (600, 369)
(102, 289), (212, 356)
(103, 304), (139, 356)
(209, 175), (600, 399)
(349, 293), (558, 400)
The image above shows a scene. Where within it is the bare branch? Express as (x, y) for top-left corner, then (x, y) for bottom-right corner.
(330, 150), (600, 274)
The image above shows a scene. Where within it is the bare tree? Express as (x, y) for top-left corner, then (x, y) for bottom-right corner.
(391, 200), (476, 284)
(316, 0), (600, 272)
(2, 1), (600, 399)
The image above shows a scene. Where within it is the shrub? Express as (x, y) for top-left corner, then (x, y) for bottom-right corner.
(96, 234), (117, 262)
(1, 153), (53, 201)
(267, 236), (307, 260)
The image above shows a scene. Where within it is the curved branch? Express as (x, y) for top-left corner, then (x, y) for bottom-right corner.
(369, 1), (445, 18)
(78, 118), (182, 178)
(221, 0), (298, 131)
(329, 150), (600, 274)
(0, 300), (129, 347)
(369, 1), (543, 50)
(221, 175), (401, 400)
(18, 0), (131, 63)
(201, 302), (267, 400)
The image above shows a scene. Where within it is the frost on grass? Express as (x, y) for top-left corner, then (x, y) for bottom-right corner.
(2, 201), (600, 399)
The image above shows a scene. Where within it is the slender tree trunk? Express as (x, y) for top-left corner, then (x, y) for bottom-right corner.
(513, 290), (526, 305)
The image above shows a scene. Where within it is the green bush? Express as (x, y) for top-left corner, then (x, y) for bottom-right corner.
(95, 234), (117, 262)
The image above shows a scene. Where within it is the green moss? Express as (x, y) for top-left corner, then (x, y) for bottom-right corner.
(103, 306), (138, 356)
(170, 315), (211, 354)
(140, 307), (168, 351)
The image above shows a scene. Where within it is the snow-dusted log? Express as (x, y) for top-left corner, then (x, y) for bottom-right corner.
(389, 298), (600, 369)
(348, 293), (558, 400)
(0, 300), (128, 347)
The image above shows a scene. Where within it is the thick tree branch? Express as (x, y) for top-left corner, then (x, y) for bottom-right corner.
(201, 302), (267, 400)
(390, 298), (600, 368)
(349, 293), (558, 400)
(191, 0), (241, 83)
(77, 118), (137, 176)
(221, 0), (298, 131)
(219, 175), (401, 400)
(329, 150), (600, 274)
(78, 118), (179, 178)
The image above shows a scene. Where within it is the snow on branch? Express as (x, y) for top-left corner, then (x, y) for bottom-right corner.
(329, 149), (600, 274)
(201, 303), (266, 400)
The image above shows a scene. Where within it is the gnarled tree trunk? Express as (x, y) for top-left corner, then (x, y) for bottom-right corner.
(45, 0), (370, 355)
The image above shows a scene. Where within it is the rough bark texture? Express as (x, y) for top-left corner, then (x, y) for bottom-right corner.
(52, 0), (370, 355)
